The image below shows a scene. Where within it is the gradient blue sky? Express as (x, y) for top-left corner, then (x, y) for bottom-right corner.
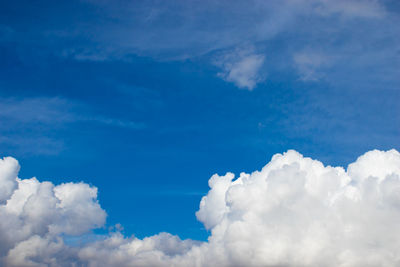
(0, 0), (399, 241)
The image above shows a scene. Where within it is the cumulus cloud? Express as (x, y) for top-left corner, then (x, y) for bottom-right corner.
(1, 149), (400, 266)
(0, 157), (19, 203)
(215, 48), (266, 90)
(0, 156), (106, 266)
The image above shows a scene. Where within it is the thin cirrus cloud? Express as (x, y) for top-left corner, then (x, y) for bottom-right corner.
(1, 149), (400, 266)
(0, 97), (144, 155)
(69, 0), (392, 89)
(74, 0), (386, 57)
(293, 52), (332, 81)
(3, 0), (397, 90)
(0, 97), (144, 129)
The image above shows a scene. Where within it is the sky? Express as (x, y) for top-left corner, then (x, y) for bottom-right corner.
(0, 0), (400, 266)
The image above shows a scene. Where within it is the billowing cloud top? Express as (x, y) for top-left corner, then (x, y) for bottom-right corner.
(1, 149), (400, 266)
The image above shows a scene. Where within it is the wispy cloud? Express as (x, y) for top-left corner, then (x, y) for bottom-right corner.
(215, 48), (266, 90)
(0, 97), (144, 129)
(293, 52), (332, 81)
(72, 0), (387, 59)
(0, 97), (144, 155)
(310, 0), (386, 18)
(2, 0), (396, 90)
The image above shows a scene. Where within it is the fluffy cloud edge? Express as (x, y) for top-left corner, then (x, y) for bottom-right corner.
(1, 148), (400, 266)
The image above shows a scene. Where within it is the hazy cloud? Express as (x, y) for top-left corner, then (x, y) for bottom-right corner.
(0, 97), (144, 130)
(0, 97), (144, 155)
(310, 0), (386, 18)
(215, 48), (266, 90)
(293, 52), (332, 81)
(2, 0), (395, 90)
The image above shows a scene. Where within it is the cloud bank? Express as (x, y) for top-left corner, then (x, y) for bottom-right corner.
(1, 149), (400, 266)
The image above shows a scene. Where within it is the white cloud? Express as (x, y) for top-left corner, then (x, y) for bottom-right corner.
(0, 157), (19, 203)
(1, 149), (400, 266)
(215, 49), (266, 90)
(0, 156), (106, 266)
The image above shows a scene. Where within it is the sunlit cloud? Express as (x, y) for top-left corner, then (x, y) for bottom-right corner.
(1, 149), (400, 266)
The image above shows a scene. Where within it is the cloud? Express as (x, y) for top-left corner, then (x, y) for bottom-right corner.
(215, 48), (266, 90)
(71, 0), (386, 59)
(1, 149), (400, 266)
(0, 97), (144, 155)
(3, 0), (394, 91)
(0, 156), (106, 266)
(195, 149), (400, 266)
(0, 97), (144, 130)
(293, 52), (332, 81)
(74, 0), (395, 89)
(310, 0), (386, 18)
(0, 157), (19, 203)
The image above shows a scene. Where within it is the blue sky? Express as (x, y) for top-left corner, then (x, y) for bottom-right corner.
(0, 0), (399, 242)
